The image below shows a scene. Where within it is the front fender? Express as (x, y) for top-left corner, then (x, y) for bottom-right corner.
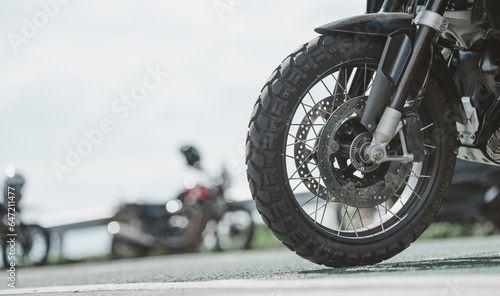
(315, 13), (413, 36)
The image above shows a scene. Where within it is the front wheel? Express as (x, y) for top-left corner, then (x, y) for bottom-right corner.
(215, 206), (255, 251)
(246, 34), (457, 267)
(2, 224), (50, 267)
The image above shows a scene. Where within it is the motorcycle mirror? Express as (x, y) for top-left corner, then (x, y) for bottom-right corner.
(180, 146), (201, 168)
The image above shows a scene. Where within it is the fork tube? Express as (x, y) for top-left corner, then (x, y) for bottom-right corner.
(361, 0), (448, 132)
(388, 0), (448, 112)
(380, 0), (405, 12)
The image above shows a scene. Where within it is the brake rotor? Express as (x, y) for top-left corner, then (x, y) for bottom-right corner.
(317, 97), (412, 208)
(294, 96), (343, 199)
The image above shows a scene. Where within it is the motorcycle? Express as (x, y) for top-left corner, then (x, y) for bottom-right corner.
(434, 159), (500, 229)
(246, 0), (500, 267)
(0, 171), (50, 267)
(109, 146), (254, 259)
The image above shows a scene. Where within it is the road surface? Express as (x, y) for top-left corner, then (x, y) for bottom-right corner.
(2, 235), (500, 295)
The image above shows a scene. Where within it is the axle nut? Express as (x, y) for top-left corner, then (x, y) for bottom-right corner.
(374, 148), (384, 161)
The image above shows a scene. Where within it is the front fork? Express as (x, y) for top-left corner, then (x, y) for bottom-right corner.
(361, 0), (449, 163)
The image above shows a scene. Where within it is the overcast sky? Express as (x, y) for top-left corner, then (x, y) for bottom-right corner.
(0, 0), (365, 217)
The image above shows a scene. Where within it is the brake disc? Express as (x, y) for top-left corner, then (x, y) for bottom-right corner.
(294, 96), (343, 199)
(317, 97), (412, 208)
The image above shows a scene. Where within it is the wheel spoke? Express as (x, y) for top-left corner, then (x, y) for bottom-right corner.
(356, 208), (365, 228)
(308, 202), (328, 218)
(314, 189), (320, 223)
(376, 205), (386, 233)
(290, 123), (324, 126)
(300, 101), (332, 122)
(287, 139), (319, 149)
(338, 206), (348, 235)
(343, 206), (354, 229)
(403, 181), (422, 200)
(307, 92), (332, 122)
(343, 205), (359, 237)
(301, 193), (318, 207)
(320, 79), (333, 97)
(331, 68), (352, 102)
(421, 123), (434, 131)
(344, 68), (349, 102)
(320, 179), (331, 224)
(288, 151), (317, 179)
(287, 134), (318, 151)
(379, 203), (403, 221)
(291, 166), (320, 192)
(395, 193), (405, 207)
(410, 169), (430, 178)
(364, 64), (368, 94)
(362, 82), (374, 96)
(347, 67), (365, 98)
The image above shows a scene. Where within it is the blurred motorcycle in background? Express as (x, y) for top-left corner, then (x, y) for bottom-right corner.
(108, 146), (255, 259)
(434, 159), (500, 229)
(0, 168), (50, 267)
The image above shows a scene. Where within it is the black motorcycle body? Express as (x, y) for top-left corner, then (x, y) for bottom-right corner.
(247, 0), (500, 267)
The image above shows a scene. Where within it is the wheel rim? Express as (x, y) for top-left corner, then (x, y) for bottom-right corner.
(284, 60), (437, 242)
(5, 226), (49, 266)
(216, 210), (253, 250)
(112, 237), (148, 258)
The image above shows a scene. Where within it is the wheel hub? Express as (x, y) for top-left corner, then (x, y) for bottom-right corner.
(349, 132), (380, 173)
(317, 97), (412, 208)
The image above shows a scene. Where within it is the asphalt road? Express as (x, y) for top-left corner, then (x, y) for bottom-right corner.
(2, 236), (500, 295)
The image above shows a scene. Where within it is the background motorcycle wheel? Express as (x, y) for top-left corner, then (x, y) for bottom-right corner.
(2, 224), (50, 267)
(246, 34), (457, 267)
(215, 206), (255, 251)
(110, 236), (149, 259)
